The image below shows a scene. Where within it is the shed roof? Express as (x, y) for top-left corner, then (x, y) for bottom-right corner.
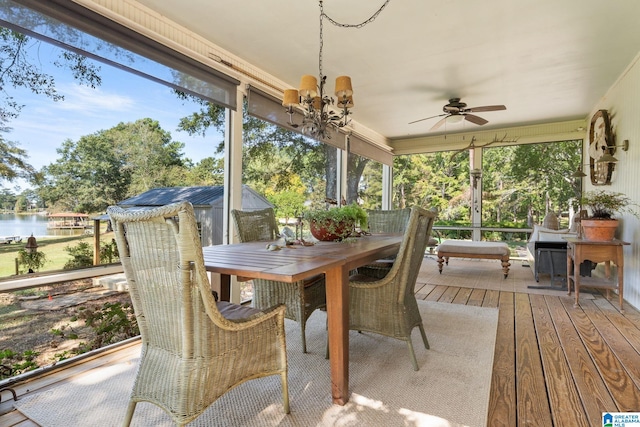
(118, 185), (271, 208)
(118, 186), (223, 207)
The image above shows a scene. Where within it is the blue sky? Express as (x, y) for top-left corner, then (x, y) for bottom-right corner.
(3, 40), (224, 193)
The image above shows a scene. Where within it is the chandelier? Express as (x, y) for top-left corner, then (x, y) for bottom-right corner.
(282, 0), (390, 140)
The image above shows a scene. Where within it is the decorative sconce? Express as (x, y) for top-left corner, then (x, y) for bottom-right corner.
(470, 168), (482, 189)
(596, 139), (630, 163)
(571, 164), (589, 178)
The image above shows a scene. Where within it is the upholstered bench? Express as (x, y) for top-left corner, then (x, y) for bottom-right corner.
(436, 240), (511, 278)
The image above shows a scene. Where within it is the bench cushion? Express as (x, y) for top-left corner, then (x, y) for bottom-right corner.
(437, 240), (510, 256)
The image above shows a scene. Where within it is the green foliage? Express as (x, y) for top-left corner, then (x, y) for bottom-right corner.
(16, 249), (48, 273)
(100, 239), (119, 264)
(0, 348), (40, 379)
(304, 203), (368, 229)
(482, 141), (582, 225)
(63, 241), (93, 269)
(0, 138), (36, 183)
(50, 324), (77, 339)
(79, 301), (139, 350)
(581, 190), (640, 219)
(268, 190), (306, 223)
(52, 351), (71, 362)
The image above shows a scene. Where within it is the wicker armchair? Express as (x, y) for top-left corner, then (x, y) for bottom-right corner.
(231, 207), (326, 353)
(108, 202), (289, 426)
(356, 208), (412, 279)
(349, 206), (436, 370)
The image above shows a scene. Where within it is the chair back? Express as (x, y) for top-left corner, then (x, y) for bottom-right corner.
(366, 208), (411, 234)
(108, 202), (225, 357)
(388, 206), (436, 301)
(231, 207), (280, 242)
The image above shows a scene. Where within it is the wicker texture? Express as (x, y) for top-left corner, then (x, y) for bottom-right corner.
(108, 202), (289, 426)
(231, 208), (326, 353)
(357, 208), (412, 279)
(349, 206), (437, 370)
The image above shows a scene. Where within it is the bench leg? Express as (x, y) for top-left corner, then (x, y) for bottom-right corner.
(437, 255), (444, 274)
(501, 257), (511, 279)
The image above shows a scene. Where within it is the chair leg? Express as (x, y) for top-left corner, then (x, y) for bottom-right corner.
(407, 339), (419, 371)
(281, 371), (290, 414)
(418, 324), (430, 349)
(300, 323), (307, 353)
(122, 401), (136, 427)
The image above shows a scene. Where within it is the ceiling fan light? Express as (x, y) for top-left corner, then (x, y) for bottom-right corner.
(446, 114), (465, 124)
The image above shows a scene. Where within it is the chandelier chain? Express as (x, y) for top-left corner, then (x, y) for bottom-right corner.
(321, 0), (391, 29)
(318, 0), (391, 78)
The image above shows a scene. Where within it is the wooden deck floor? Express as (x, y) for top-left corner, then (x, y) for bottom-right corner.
(2, 264), (640, 426)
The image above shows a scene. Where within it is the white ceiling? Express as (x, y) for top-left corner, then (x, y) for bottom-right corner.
(134, 0), (640, 144)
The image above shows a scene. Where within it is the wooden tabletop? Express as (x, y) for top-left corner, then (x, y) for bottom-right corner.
(202, 234), (403, 282)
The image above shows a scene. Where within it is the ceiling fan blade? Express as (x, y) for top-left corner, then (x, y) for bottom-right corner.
(464, 114), (488, 126)
(430, 116), (448, 130)
(467, 105), (506, 112)
(408, 113), (446, 125)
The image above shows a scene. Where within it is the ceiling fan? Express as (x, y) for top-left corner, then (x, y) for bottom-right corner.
(409, 98), (506, 130)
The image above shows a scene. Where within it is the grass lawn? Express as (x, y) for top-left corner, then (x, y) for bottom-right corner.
(0, 230), (117, 278)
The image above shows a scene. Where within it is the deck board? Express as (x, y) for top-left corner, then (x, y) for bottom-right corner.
(514, 292), (553, 426)
(546, 296), (617, 423)
(487, 291), (516, 427)
(561, 297), (640, 412)
(530, 294), (590, 427)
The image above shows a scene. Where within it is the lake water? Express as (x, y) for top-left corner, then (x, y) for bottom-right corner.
(0, 213), (84, 238)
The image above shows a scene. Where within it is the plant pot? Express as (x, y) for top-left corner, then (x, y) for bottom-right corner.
(581, 218), (619, 241)
(309, 219), (354, 241)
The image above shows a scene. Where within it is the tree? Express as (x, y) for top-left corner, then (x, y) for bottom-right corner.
(184, 157), (224, 186)
(40, 118), (187, 212)
(483, 141), (581, 226)
(1, 23), (102, 181)
(104, 118), (186, 196)
(0, 136), (36, 182)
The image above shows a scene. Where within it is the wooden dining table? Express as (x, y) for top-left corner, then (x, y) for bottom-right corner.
(201, 234), (403, 405)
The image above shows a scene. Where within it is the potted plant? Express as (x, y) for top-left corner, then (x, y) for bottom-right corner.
(580, 190), (639, 241)
(304, 203), (368, 241)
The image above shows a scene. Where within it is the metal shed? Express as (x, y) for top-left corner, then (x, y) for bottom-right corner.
(118, 185), (272, 246)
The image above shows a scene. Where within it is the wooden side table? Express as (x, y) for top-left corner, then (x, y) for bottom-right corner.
(564, 237), (629, 311)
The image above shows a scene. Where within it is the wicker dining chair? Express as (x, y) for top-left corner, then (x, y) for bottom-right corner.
(349, 206), (437, 370)
(356, 208), (412, 279)
(108, 202), (289, 426)
(231, 207), (326, 353)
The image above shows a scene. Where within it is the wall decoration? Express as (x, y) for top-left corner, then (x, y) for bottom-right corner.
(588, 109), (614, 185)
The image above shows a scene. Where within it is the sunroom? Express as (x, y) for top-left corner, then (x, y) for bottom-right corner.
(1, 0), (640, 425)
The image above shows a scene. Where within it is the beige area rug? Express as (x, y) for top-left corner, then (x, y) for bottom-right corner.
(14, 301), (498, 427)
(418, 255), (593, 298)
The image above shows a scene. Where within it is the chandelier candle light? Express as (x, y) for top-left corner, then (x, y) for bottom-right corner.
(282, 0), (389, 140)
